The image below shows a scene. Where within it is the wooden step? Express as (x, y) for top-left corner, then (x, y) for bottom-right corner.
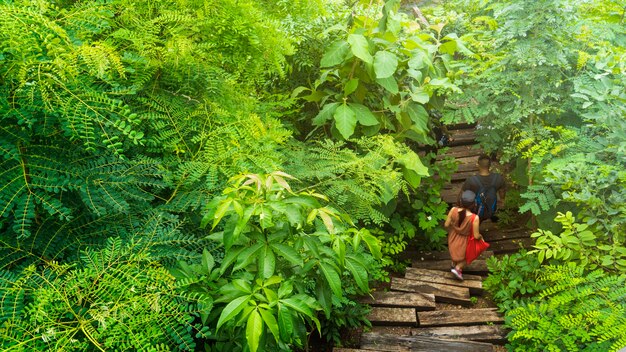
(436, 145), (483, 160)
(391, 277), (470, 305)
(333, 349), (382, 352)
(403, 250), (494, 261)
(404, 268), (483, 295)
(447, 122), (477, 131)
(360, 332), (496, 352)
(411, 259), (489, 274)
(454, 156), (480, 173)
(440, 184), (461, 204)
(450, 171), (478, 182)
(418, 308), (504, 327)
(483, 229), (532, 242)
(488, 237), (535, 253)
(447, 129), (477, 146)
(410, 325), (507, 344)
(367, 307), (418, 326)
(361, 291), (436, 311)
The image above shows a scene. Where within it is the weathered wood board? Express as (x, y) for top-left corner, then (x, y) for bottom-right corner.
(360, 291), (436, 311)
(483, 229), (531, 242)
(367, 307), (418, 326)
(391, 277), (471, 305)
(411, 259), (488, 273)
(404, 250), (494, 261)
(404, 268), (483, 295)
(410, 325), (507, 343)
(488, 237), (535, 253)
(447, 129), (477, 146)
(436, 145), (483, 160)
(360, 332), (495, 352)
(417, 308), (504, 327)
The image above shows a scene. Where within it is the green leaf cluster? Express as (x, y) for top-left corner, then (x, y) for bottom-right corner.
(483, 250), (546, 312)
(194, 173), (383, 352)
(530, 212), (626, 272)
(505, 264), (626, 352)
(0, 237), (206, 351)
(299, 1), (464, 142)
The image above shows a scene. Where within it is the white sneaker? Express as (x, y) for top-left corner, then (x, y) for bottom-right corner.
(451, 268), (463, 281)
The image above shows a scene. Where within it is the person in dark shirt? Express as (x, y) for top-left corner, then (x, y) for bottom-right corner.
(461, 154), (506, 222)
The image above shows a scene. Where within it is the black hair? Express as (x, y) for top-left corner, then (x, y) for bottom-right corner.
(478, 154), (491, 168)
(457, 197), (475, 226)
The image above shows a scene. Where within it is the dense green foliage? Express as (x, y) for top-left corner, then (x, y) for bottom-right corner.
(435, 0), (626, 350)
(0, 0), (463, 350)
(1, 0), (624, 350)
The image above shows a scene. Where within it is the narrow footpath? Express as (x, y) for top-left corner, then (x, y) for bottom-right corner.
(333, 124), (534, 352)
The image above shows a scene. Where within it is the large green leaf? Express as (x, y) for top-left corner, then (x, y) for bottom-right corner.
(349, 103), (379, 126)
(359, 229), (382, 260)
(271, 243), (303, 266)
(320, 40), (351, 67)
(345, 256), (369, 293)
(398, 151), (429, 177)
(233, 242), (264, 271)
(211, 198), (232, 230)
(313, 102), (339, 126)
(315, 280), (333, 318)
(216, 295), (250, 331)
(410, 87), (430, 104)
(246, 309), (263, 352)
(376, 76), (399, 94)
(373, 51), (399, 78)
(318, 261), (342, 297)
(347, 34), (373, 64)
(333, 103), (357, 139)
(202, 248), (215, 273)
(259, 245), (276, 279)
(259, 308), (280, 343)
(405, 103), (429, 133)
(277, 305), (294, 340)
(344, 78), (359, 96)
(408, 49), (432, 71)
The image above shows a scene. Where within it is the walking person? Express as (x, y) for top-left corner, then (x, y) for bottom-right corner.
(444, 190), (483, 280)
(461, 154), (506, 222)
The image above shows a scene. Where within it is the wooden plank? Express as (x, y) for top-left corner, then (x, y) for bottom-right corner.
(391, 277), (471, 305)
(448, 129), (477, 146)
(483, 229), (532, 242)
(403, 250), (494, 261)
(334, 349), (385, 352)
(450, 171), (478, 182)
(436, 145), (483, 160)
(404, 268), (483, 295)
(446, 122), (477, 130)
(410, 325), (507, 343)
(411, 259), (489, 274)
(488, 237), (535, 253)
(454, 156), (480, 172)
(360, 332), (495, 352)
(440, 184), (462, 204)
(406, 267), (483, 281)
(361, 291), (436, 311)
(418, 308), (504, 327)
(367, 307), (417, 326)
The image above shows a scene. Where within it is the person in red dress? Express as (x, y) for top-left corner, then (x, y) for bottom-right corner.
(444, 190), (483, 280)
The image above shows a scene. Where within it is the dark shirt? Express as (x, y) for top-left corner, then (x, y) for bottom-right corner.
(462, 173), (505, 211)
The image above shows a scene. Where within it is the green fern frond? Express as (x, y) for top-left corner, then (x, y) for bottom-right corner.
(0, 237), (203, 351)
(519, 184), (559, 216)
(506, 264), (626, 351)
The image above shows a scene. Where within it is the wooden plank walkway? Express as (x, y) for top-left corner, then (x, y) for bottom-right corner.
(332, 124), (533, 352)
(345, 243), (506, 351)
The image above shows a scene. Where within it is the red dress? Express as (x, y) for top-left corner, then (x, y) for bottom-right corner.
(447, 208), (475, 262)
